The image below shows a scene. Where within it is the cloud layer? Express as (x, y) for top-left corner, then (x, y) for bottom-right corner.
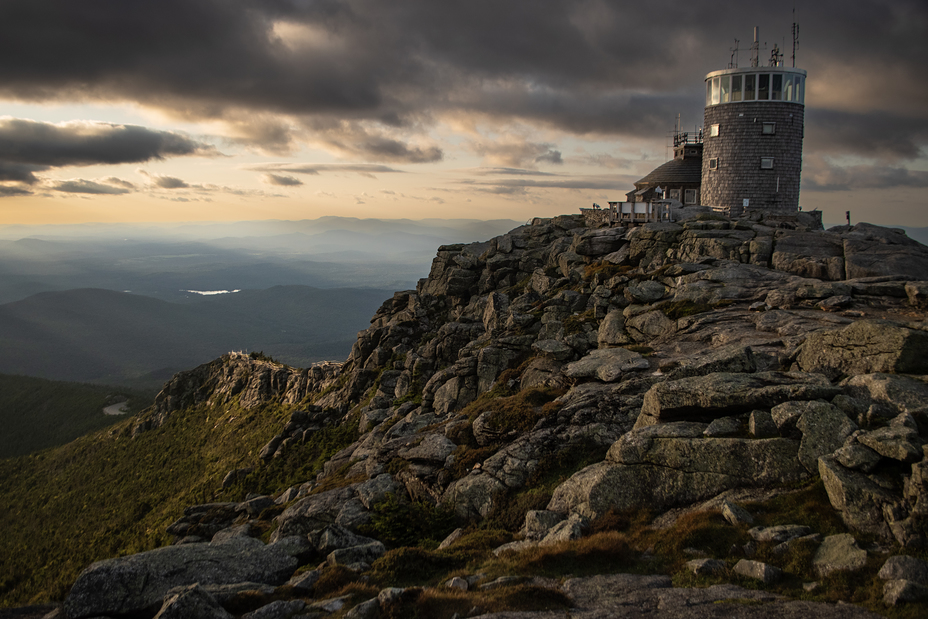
(0, 1), (925, 215)
(0, 1), (923, 157)
(0, 118), (214, 186)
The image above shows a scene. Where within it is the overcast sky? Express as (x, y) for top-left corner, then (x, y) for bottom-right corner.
(0, 0), (925, 227)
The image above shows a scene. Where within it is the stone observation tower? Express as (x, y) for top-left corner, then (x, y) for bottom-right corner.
(701, 27), (806, 217)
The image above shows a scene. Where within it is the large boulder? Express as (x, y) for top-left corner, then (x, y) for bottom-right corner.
(772, 231), (845, 281)
(64, 537), (297, 619)
(796, 320), (928, 380)
(271, 486), (357, 542)
(812, 534), (868, 578)
(819, 455), (895, 539)
(597, 309), (632, 347)
(635, 372), (840, 428)
(667, 343), (757, 379)
(840, 223), (928, 280)
(153, 584), (233, 619)
(841, 373), (928, 419)
(795, 401), (858, 474)
(573, 229), (625, 257)
(563, 348), (649, 382)
(547, 422), (805, 519)
(625, 310), (676, 342)
(442, 471), (508, 521)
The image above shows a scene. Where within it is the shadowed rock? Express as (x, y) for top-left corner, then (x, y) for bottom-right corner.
(64, 537), (296, 619)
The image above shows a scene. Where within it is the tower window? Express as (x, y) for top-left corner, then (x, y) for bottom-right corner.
(708, 158), (719, 170)
(709, 124), (720, 137)
(760, 157), (774, 169)
(758, 74), (770, 100)
(762, 122), (776, 135)
(744, 74), (756, 100)
(772, 74), (783, 100)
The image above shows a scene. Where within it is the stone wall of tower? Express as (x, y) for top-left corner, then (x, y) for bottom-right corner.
(701, 101), (804, 212)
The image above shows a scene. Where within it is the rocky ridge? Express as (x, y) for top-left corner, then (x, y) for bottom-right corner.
(41, 212), (928, 618)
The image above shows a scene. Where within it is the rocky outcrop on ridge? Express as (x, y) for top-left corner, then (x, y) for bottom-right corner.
(51, 213), (928, 618)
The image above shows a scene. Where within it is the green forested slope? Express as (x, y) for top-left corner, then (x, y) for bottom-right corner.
(0, 374), (152, 458)
(0, 398), (289, 605)
(0, 376), (356, 607)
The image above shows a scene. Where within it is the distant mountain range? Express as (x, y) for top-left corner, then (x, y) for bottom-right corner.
(0, 216), (522, 304)
(0, 285), (392, 389)
(0, 217), (521, 389)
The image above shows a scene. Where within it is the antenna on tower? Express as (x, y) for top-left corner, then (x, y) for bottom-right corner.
(729, 39), (740, 68)
(791, 8), (800, 67)
(750, 27), (760, 68)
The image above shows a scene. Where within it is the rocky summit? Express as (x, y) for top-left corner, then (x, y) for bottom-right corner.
(19, 212), (928, 618)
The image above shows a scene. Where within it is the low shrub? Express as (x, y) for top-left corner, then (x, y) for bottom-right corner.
(360, 495), (458, 549)
(371, 547), (466, 587)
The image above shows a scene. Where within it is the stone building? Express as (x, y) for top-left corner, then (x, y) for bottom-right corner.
(618, 33), (807, 221)
(701, 49), (806, 216)
(626, 133), (703, 206)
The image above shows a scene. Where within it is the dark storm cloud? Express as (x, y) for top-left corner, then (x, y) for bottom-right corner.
(0, 1), (925, 160)
(461, 176), (629, 191)
(249, 163), (404, 177)
(806, 109), (927, 162)
(50, 179), (132, 195)
(262, 173), (304, 186)
(469, 140), (565, 168)
(803, 157), (928, 192)
(536, 150), (563, 165)
(0, 118), (216, 168)
(149, 175), (189, 189)
(0, 185), (33, 197)
(470, 168), (558, 177)
(0, 162), (47, 184)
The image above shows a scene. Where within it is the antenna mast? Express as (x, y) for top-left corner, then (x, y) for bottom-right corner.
(729, 39), (740, 68)
(791, 8), (800, 67)
(750, 27), (760, 68)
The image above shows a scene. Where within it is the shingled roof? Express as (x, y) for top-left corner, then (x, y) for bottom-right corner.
(634, 156), (702, 187)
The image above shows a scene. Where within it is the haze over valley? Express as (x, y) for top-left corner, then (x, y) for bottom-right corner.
(0, 217), (520, 388)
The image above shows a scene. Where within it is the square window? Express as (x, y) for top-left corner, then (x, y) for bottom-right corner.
(762, 122), (776, 135)
(708, 158), (719, 170)
(709, 124), (720, 137)
(684, 189), (697, 204)
(760, 157), (774, 169)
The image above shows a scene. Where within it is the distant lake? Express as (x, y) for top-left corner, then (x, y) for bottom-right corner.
(183, 289), (242, 295)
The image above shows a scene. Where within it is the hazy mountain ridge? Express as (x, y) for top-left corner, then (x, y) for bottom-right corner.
(0, 217), (522, 304)
(0, 285), (392, 389)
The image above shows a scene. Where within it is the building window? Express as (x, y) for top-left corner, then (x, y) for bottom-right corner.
(772, 74), (783, 100)
(744, 74), (756, 100)
(758, 74), (770, 100)
(731, 75), (743, 102)
(684, 189), (697, 204)
(709, 124), (720, 137)
(762, 122), (776, 135)
(710, 77), (720, 105)
(760, 157), (774, 169)
(708, 158), (719, 170)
